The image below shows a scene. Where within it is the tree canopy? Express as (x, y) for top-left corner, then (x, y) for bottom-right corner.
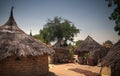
(40, 17), (80, 44)
(103, 40), (113, 48)
(106, 0), (120, 35)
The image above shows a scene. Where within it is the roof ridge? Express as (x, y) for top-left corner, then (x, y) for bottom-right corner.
(0, 7), (24, 32)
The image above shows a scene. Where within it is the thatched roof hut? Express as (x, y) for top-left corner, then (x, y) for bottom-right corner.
(0, 7), (54, 76)
(76, 36), (104, 52)
(52, 40), (70, 63)
(76, 36), (107, 65)
(101, 40), (120, 76)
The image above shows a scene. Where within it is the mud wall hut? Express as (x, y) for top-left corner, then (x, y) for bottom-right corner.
(76, 36), (107, 65)
(52, 40), (71, 63)
(0, 7), (54, 76)
(101, 40), (120, 76)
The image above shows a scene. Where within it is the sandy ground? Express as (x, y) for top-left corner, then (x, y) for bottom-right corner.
(49, 63), (101, 76)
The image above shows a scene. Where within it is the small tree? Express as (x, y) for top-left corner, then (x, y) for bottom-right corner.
(33, 34), (45, 42)
(103, 40), (113, 48)
(75, 40), (83, 47)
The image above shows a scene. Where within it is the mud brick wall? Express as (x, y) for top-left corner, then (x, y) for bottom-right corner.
(0, 55), (48, 76)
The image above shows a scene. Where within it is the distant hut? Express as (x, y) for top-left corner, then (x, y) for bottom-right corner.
(76, 36), (107, 65)
(52, 40), (70, 63)
(101, 40), (120, 76)
(0, 7), (54, 76)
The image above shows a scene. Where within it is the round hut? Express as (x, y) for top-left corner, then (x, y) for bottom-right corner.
(76, 36), (107, 65)
(101, 40), (120, 76)
(0, 7), (54, 76)
(52, 40), (70, 63)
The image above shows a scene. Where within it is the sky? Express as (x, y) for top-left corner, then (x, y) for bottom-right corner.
(0, 0), (119, 44)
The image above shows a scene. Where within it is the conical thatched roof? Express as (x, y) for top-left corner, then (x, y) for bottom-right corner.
(76, 36), (104, 52)
(101, 40), (120, 76)
(0, 7), (54, 60)
(102, 40), (120, 66)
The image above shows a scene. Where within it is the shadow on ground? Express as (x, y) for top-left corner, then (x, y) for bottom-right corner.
(47, 72), (57, 76)
(69, 68), (101, 76)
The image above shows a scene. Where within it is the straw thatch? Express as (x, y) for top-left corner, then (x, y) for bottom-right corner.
(52, 40), (70, 63)
(52, 40), (69, 52)
(0, 7), (54, 60)
(76, 36), (107, 65)
(76, 36), (104, 52)
(53, 40), (68, 48)
(101, 40), (120, 76)
(76, 36), (107, 56)
(102, 40), (120, 65)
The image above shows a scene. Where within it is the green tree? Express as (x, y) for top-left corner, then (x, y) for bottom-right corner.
(75, 40), (83, 47)
(33, 34), (44, 42)
(106, 0), (120, 35)
(40, 16), (80, 44)
(103, 40), (113, 48)
(40, 27), (53, 44)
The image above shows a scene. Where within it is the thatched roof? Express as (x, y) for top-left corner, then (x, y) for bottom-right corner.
(0, 7), (54, 60)
(52, 40), (68, 49)
(76, 36), (104, 52)
(102, 40), (120, 66)
(52, 40), (69, 54)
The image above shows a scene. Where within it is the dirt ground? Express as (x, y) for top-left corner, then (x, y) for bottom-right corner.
(48, 63), (101, 76)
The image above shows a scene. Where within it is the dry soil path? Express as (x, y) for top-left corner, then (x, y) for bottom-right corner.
(49, 63), (101, 76)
